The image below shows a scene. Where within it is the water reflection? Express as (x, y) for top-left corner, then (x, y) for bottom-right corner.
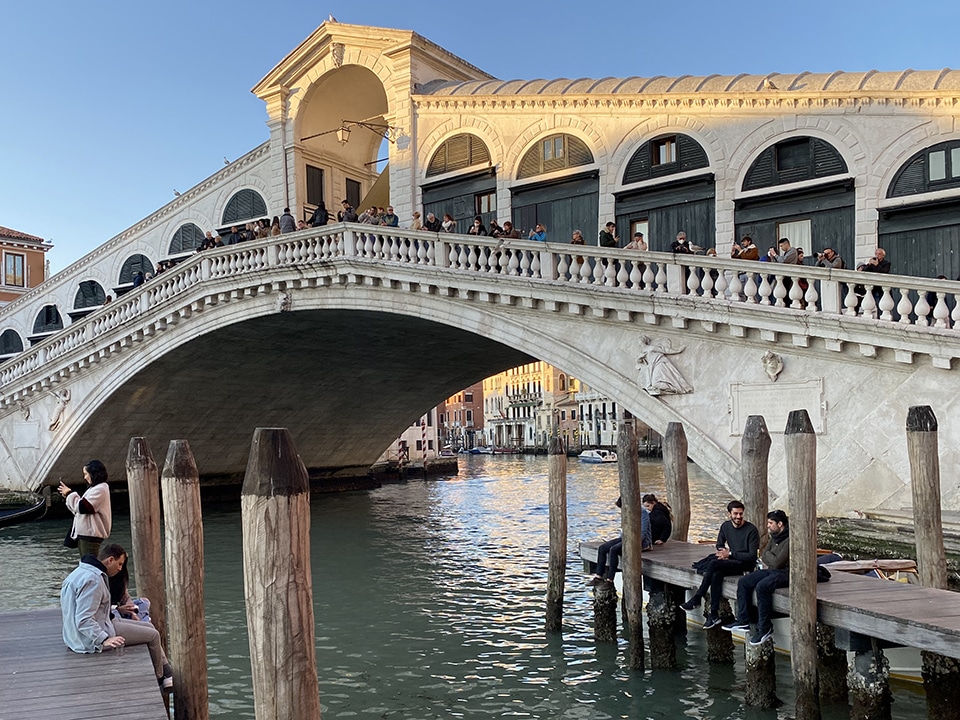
(0, 456), (925, 718)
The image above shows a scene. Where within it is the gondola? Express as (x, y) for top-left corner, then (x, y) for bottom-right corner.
(0, 490), (48, 529)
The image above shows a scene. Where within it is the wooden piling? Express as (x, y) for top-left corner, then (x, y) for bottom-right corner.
(741, 416), (771, 550)
(160, 440), (209, 720)
(546, 428), (567, 633)
(126, 437), (166, 646)
(849, 642), (892, 720)
(784, 409), (820, 720)
(241, 428), (321, 720)
(592, 581), (618, 643)
(745, 640), (780, 708)
(905, 406), (960, 714)
(705, 599), (734, 665)
(617, 417), (644, 670)
(816, 623), (848, 703)
(662, 422), (690, 542)
(645, 587), (677, 669)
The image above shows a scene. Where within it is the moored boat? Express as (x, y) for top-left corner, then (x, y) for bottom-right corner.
(578, 449), (617, 463)
(0, 489), (47, 529)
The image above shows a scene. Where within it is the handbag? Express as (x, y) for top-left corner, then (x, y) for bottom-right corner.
(63, 527), (79, 549)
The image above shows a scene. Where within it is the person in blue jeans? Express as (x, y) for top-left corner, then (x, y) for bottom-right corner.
(588, 497), (652, 586)
(723, 510), (790, 645)
(681, 500), (759, 629)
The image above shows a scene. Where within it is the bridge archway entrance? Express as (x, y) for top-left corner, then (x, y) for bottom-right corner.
(296, 65), (389, 222)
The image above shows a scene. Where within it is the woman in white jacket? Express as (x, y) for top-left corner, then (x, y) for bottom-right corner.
(59, 460), (112, 558)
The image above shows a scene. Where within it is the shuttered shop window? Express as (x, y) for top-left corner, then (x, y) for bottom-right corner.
(169, 223), (205, 254)
(426, 134), (491, 177)
(222, 189), (268, 224)
(517, 134), (594, 179)
(743, 137), (846, 191)
(623, 134), (709, 185)
(74, 280), (106, 309)
(889, 140), (960, 198)
(0, 329), (23, 355)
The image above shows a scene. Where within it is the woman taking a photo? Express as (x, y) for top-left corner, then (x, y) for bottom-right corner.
(59, 460), (111, 558)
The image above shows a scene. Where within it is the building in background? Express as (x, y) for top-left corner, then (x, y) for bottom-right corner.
(577, 384), (662, 453)
(377, 408), (439, 466)
(438, 381), (483, 451)
(483, 362), (580, 451)
(1, 226), (53, 360)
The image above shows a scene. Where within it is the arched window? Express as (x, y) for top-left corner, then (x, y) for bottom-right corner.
(426, 134), (491, 177)
(558, 374), (567, 391)
(74, 280), (106, 309)
(517, 134), (594, 179)
(0, 329), (23, 355)
(742, 137), (847, 191)
(169, 223), (205, 254)
(622, 134), (710, 185)
(222, 189), (267, 225)
(888, 141), (960, 197)
(119, 254), (155, 284)
(33, 305), (63, 334)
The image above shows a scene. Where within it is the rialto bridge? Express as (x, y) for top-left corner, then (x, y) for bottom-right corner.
(0, 225), (958, 516)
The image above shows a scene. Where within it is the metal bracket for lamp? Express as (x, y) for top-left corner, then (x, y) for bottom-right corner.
(301, 117), (411, 150)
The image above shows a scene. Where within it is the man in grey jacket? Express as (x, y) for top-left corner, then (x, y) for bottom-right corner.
(61, 544), (173, 688)
(722, 510), (790, 645)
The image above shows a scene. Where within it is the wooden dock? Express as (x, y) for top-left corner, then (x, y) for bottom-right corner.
(0, 608), (168, 720)
(580, 540), (960, 659)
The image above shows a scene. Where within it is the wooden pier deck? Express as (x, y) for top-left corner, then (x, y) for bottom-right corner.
(580, 540), (960, 659)
(0, 608), (168, 720)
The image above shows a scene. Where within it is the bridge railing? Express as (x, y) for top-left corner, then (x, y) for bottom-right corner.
(4, 223), (960, 391)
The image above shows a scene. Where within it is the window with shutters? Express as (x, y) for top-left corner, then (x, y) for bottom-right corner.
(345, 178), (362, 209)
(74, 280), (106, 309)
(888, 140), (960, 197)
(623, 134), (709, 185)
(33, 305), (63, 334)
(517, 134), (594, 179)
(119, 254), (155, 284)
(306, 165), (324, 206)
(426, 134), (492, 177)
(0, 329), (23, 355)
(4, 252), (25, 287)
(221, 189), (268, 225)
(743, 137), (847, 191)
(169, 223), (205, 255)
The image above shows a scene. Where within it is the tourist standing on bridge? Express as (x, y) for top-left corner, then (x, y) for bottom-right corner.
(467, 216), (488, 236)
(61, 544), (173, 689)
(723, 510), (790, 645)
(528, 223), (546, 242)
(279, 207), (296, 233)
(598, 222), (619, 248)
(441, 213), (457, 232)
(624, 231), (647, 251)
(424, 212), (442, 232)
(309, 201), (329, 227)
(815, 247), (844, 269)
(671, 231), (693, 254)
(681, 500), (759, 629)
(380, 206), (399, 227)
(59, 460), (111, 559)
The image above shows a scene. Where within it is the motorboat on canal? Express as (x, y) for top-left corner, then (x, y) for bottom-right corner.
(578, 449), (617, 463)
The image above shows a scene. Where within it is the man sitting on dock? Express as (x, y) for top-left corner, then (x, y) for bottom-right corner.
(587, 497), (652, 586)
(723, 510), (790, 645)
(681, 500), (759, 629)
(60, 543), (173, 689)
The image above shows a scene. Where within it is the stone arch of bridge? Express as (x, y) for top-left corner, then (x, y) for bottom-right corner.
(35, 285), (740, 495)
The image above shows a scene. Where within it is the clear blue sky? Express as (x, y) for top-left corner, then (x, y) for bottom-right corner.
(2, 0), (957, 273)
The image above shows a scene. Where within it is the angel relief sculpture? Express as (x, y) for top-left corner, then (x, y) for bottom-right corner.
(636, 336), (693, 396)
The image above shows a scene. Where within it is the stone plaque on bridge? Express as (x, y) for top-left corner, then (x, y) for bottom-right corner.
(14, 422), (40, 448)
(729, 379), (824, 435)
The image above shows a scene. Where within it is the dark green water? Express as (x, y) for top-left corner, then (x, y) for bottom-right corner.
(0, 455), (926, 718)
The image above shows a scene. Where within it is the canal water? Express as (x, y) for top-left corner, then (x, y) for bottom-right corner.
(0, 455), (926, 718)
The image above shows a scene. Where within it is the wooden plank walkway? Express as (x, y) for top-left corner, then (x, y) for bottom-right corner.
(580, 540), (960, 660)
(0, 608), (168, 720)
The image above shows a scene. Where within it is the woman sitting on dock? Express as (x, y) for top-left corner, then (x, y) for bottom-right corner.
(642, 494), (672, 545)
(588, 497), (652, 586)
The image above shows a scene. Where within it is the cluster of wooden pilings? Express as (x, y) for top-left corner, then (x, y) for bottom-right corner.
(547, 407), (959, 720)
(125, 428), (321, 720)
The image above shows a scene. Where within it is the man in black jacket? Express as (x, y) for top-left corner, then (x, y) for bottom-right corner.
(681, 500), (759, 629)
(723, 510), (790, 646)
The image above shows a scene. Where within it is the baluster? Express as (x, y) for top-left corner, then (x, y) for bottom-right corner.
(727, 271), (743, 301)
(579, 257), (592, 284)
(508, 249), (520, 275)
(952, 293), (960, 330)
(879, 288), (896, 322)
(531, 251), (541, 278)
(804, 281), (819, 311)
(758, 274), (773, 305)
(417, 239), (427, 265)
(427, 240), (436, 266)
(557, 253), (570, 281)
(914, 293), (931, 326)
(604, 260), (618, 287)
(897, 289), (914, 324)
(629, 261), (643, 289)
(686, 266), (701, 296)
(701, 270), (715, 297)
(448, 244), (458, 268)
(843, 284), (860, 316)
(467, 244), (478, 271)
(742, 273), (757, 303)
(590, 257), (603, 285)
(713, 270), (727, 299)
(519, 250), (531, 277)
(933, 293), (951, 329)
(642, 264), (655, 290)
(654, 263), (667, 292)
(860, 288), (877, 319)
(459, 244), (471, 269)
(616, 260), (630, 288)
(788, 277), (804, 308)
